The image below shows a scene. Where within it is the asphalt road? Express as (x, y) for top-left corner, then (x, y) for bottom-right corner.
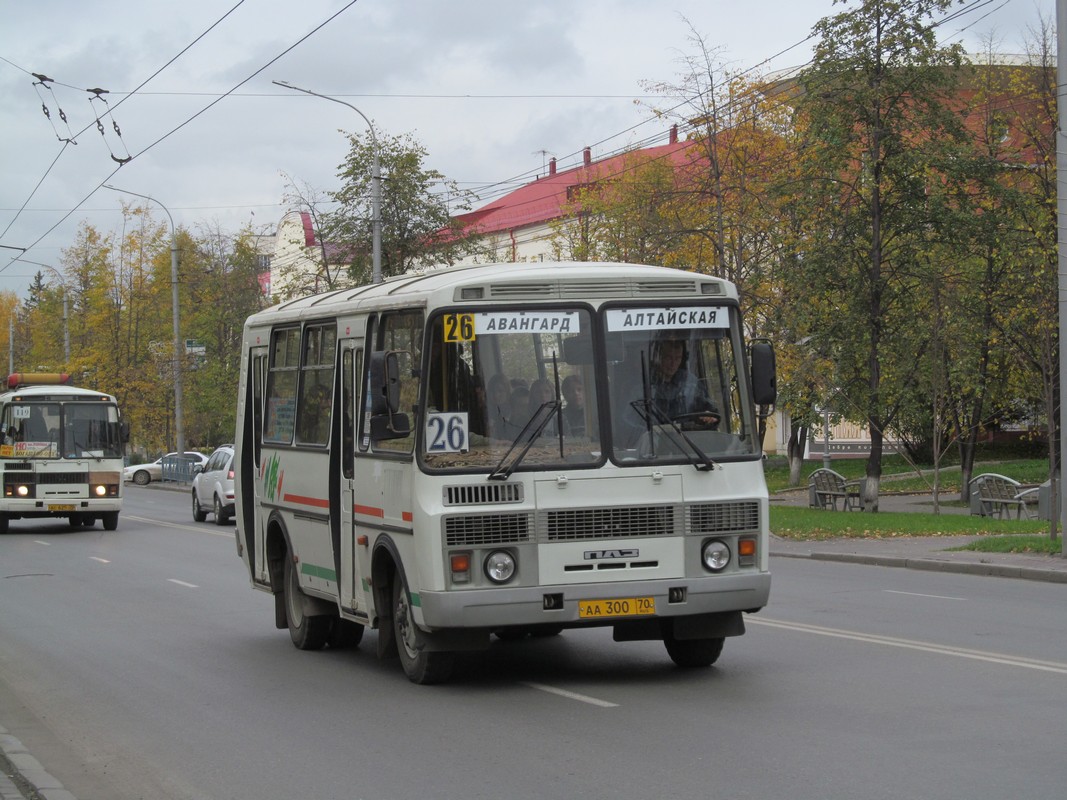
(1, 486), (1065, 800)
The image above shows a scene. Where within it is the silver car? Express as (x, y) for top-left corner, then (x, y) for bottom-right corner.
(191, 445), (235, 525)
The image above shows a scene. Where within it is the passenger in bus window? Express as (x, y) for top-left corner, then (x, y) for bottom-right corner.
(527, 379), (558, 437)
(561, 374), (586, 437)
(508, 385), (530, 429)
(648, 339), (719, 428)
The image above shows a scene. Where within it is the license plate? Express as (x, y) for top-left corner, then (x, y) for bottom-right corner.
(48, 504), (76, 512)
(578, 597), (656, 619)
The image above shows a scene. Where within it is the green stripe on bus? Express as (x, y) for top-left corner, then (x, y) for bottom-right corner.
(411, 592), (421, 608)
(300, 562), (337, 582)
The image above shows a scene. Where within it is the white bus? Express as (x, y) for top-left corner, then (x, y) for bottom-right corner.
(0, 373), (128, 533)
(233, 262), (776, 683)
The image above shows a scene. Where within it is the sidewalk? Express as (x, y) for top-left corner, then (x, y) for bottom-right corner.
(770, 489), (1067, 583)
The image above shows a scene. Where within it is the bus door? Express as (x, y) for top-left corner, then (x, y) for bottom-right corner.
(247, 346), (269, 584)
(338, 341), (371, 617)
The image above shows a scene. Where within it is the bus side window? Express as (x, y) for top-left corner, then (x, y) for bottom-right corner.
(372, 310), (423, 454)
(264, 328), (300, 444)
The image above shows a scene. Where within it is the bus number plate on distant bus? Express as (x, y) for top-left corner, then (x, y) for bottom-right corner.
(48, 504), (75, 512)
(578, 597), (655, 618)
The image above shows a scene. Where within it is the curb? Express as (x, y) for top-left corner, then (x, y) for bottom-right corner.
(772, 550), (1067, 583)
(0, 725), (73, 800)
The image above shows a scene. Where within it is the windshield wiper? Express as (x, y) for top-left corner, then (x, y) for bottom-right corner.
(629, 399), (718, 471)
(487, 400), (561, 481)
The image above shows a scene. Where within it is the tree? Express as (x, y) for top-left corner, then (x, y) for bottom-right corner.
(324, 129), (484, 282)
(784, 0), (968, 510)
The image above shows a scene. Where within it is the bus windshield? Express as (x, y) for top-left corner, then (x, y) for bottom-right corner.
(422, 307), (601, 471)
(1, 401), (124, 459)
(603, 305), (759, 465)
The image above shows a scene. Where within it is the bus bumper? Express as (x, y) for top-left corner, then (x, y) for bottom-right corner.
(416, 572), (770, 631)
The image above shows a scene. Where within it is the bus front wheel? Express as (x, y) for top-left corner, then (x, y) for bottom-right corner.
(664, 636), (724, 668)
(102, 512), (119, 531)
(393, 576), (454, 685)
(284, 555), (330, 650)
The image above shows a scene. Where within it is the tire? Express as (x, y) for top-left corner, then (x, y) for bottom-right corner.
(327, 618), (366, 649)
(191, 491), (207, 522)
(213, 495), (228, 526)
(393, 575), (454, 684)
(283, 554), (330, 650)
(0, 515), (7, 534)
(133, 470), (151, 486)
(102, 512), (118, 531)
(664, 636), (724, 668)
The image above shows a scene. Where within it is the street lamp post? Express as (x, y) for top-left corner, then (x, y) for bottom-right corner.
(272, 80), (382, 284)
(103, 185), (185, 457)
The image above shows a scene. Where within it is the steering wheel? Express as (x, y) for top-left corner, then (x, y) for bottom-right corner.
(671, 410), (720, 430)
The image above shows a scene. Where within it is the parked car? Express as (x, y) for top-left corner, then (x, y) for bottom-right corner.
(124, 451), (208, 485)
(191, 445), (235, 525)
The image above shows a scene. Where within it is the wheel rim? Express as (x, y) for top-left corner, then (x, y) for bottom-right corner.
(192, 493), (199, 513)
(395, 584), (419, 660)
(214, 497), (222, 517)
(135, 471), (149, 485)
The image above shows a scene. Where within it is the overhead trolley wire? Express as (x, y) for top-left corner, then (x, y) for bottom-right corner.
(2, 0), (364, 274)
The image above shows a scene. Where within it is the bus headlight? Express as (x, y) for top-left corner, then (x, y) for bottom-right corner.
(94, 484), (108, 497)
(16, 484), (30, 497)
(484, 551), (516, 584)
(701, 539), (730, 572)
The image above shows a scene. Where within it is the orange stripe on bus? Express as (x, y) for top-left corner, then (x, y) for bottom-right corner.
(354, 504), (385, 518)
(284, 493), (330, 509)
(402, 511), (413, 522)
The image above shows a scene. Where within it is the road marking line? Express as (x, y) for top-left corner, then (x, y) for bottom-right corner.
(520, 682), (618, 708)
(749, 617), (1067, 674)
(167, 579), (199, 589)
(884, 590), (965, 601)
(123, 514), (231, 538)
(33, 540), (51, 546)
(89, 557), (110, 564)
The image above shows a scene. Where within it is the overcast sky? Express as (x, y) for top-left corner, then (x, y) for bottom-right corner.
(0, 0), (1052, 296)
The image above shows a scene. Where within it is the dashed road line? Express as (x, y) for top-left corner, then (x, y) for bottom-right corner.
(167, 579), (199, 589)
(520, 681), (618, 707)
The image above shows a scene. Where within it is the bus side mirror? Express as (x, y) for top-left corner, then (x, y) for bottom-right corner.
(750, 340), (777, 406)
(369, 351), (410, 441)
(120, 421), (131, 443)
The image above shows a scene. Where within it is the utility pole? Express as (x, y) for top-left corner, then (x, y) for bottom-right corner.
(1058, 0), (1066, 552)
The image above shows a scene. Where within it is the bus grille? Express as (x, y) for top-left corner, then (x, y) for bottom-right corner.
(443, 483), (523, 506)
(688, 501), (760, 534)
(445, 513), (531, 546)
(38, 472), (88, 484)
(542, 505), (677, 541)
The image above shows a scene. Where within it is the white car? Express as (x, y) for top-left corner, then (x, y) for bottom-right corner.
(124, 451), (208, 485)
(191, 445), (234, 525)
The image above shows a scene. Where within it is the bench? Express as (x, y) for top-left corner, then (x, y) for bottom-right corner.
(969, 473), (1035, 520)
(808, 468), (864, 511)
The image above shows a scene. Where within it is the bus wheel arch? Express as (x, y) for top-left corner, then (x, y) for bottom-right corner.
(370, 538), (402, 660)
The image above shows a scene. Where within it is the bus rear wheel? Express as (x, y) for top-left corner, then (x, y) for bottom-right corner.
(664, 636), (724, 668)
(393, 576), (454, 685)
(284, 555), (330, 650)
